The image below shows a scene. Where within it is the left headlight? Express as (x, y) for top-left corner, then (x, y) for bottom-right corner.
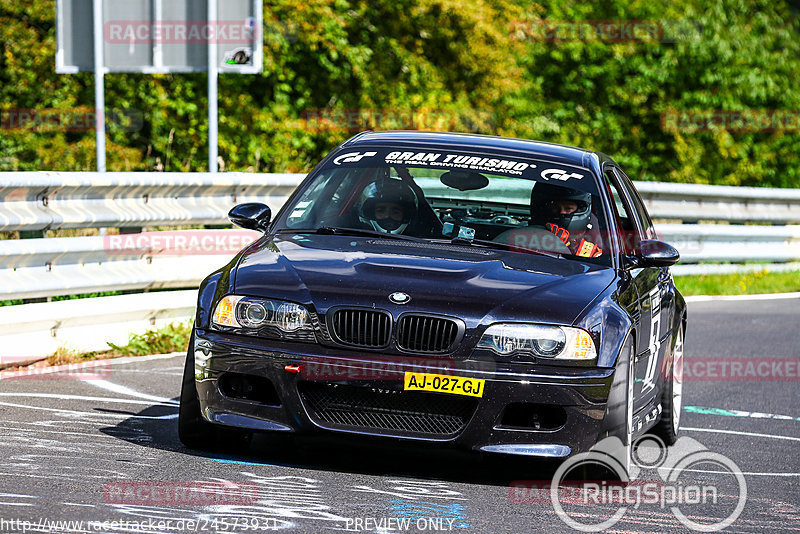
(211, 295), (314, 340)
(477, 323), (596, 360)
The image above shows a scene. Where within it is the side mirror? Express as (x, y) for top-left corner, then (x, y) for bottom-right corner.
(636, 239), (680, 268)
(228, 203), (271, 231)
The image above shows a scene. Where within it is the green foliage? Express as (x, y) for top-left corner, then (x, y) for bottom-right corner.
(51, 291), (123, 302)
(674, 269), (800, 295)
(107, 321), (193, 356)
(0, 291), (123, 306)
(507, 0), (800, 186)
(0, 0), (798, 186)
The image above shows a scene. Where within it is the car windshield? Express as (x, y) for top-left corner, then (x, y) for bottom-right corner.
(276, 148), (612, 265)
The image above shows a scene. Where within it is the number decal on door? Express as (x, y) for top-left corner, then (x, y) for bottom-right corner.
(642, 286), (662, 392)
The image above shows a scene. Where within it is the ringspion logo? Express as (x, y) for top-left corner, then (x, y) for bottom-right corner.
(510, 435), (747, 532)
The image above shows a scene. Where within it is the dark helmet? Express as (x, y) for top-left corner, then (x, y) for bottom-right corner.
(530, 182), (592, 233)
(358, 177), (419, 234)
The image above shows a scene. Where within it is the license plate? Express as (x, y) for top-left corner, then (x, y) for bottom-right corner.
(403, 372), (485, 398)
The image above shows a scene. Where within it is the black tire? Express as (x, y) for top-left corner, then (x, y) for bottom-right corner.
(178, 332), (251, 451)
(653, 326), (684, 445)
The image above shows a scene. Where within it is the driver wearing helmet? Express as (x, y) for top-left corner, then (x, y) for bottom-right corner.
(530, 182), (603, 258)
(358, 177), (419, 234)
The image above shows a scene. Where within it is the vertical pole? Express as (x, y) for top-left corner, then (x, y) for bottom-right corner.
(93, 0), (106, 172)
(153, 0), (163, 69)
(208, 0), (218, 173)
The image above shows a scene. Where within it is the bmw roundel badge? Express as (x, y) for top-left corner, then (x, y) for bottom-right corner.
(389, 292), (411, 305)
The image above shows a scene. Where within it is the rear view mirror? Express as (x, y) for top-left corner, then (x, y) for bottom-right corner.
(440, 171), (489, 191)
(637, 239), (680, 267)
(228, 203), (271, 231)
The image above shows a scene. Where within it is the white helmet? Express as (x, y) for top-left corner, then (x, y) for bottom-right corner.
(358, 178), (419, 234)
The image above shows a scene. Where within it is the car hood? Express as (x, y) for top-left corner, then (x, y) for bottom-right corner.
(233, 234), (614, 327)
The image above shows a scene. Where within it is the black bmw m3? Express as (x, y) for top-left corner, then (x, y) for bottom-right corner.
(179, 131), (686, 466)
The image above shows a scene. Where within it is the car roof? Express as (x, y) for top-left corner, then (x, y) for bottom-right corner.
(341, 130), (617, 171)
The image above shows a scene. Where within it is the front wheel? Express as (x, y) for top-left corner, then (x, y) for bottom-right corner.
(654, 326), (684, 445)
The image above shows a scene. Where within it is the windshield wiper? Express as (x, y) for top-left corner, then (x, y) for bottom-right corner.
(276, 227), (419, 241)
(276, 228), (562, 257)
(444, 237), (562, 258)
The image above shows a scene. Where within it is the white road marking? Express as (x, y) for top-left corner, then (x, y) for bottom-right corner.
(0, 425), (127, 439)
(0, 400), (177, 420)
(665, 468), (800, 477)
(683, 426), (800, 442)
(685, 292), (800, 302)
(82, 379), (178, 405)
(0, 392), (176, 407)
(685, 405), (800, 421)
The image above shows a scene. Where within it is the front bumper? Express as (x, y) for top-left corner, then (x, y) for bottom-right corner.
(191, 329), (617, 458)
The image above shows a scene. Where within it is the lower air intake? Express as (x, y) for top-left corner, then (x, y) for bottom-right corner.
(298, 382), (477, 437)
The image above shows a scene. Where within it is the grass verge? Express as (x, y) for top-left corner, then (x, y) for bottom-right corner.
(674, 269), (800, 296)
(42, 321), (192, 367)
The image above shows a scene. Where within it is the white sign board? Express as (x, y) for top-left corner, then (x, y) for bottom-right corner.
(56, 0), (262, 74)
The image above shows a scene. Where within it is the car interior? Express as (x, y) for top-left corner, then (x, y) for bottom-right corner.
(285, 165), (611, 258)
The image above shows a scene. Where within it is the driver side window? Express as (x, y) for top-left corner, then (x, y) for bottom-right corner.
(603, 169), (642, 255)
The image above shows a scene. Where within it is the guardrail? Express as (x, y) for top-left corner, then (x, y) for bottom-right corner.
(0, 229), (259, 300)
(0, 172), (303, 231)
(1, 172), (798, 359)
(657, 224), (800, 264)
(635, 182), (800, 224)
(2, 172), (799, 232)
(0, 290), (198, 363)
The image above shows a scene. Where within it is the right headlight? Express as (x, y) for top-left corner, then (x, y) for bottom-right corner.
(477, 323), (596, 360)
(211, 295), (314, 341)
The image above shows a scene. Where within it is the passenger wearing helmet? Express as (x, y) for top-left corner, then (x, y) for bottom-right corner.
(358, 177), (419, 234)
(530, 182), (603, 258)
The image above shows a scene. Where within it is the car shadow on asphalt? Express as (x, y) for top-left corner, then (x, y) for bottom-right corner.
(98, 399), (564, 487)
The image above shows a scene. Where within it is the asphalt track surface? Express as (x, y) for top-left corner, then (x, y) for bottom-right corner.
(0, 296), (798, 534)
